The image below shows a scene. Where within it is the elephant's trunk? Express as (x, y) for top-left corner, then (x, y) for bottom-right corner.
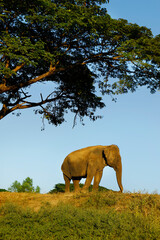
(115, 158), (123, 192)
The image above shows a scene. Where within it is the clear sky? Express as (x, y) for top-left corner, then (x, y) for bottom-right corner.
(1, 0), (160, 194)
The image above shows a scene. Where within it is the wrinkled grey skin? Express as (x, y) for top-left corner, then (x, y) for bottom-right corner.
(61, 145), (123, 192)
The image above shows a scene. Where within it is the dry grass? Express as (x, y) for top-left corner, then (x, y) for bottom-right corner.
(0, 192), (76, 211)
(0, 191), (160, 214)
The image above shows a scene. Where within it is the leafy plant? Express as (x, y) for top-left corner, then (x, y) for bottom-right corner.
(8, 177), (40, 193)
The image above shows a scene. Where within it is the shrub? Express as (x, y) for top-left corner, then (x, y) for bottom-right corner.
(49, 183), (109, 193)
(0, 189), (7, 192)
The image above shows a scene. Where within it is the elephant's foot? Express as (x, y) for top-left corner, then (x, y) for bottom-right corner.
(64, 184), (70, 193)
(65, 189), (70, 193)
(80, 187), (89, 193)
(118, 190), (123, 193)
(74, 188), (81, 193)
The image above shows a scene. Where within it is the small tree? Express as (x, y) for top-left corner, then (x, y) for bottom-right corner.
(8, 180), (22, 192)
(8, 177), (40, 193)
(20, 177), (35, 192)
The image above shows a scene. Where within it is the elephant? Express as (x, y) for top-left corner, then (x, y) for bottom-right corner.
(61, 145), (123, 193)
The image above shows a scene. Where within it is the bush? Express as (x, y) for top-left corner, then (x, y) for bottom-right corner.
(49, 183), (109, 193)
(0, 189), (7, 192)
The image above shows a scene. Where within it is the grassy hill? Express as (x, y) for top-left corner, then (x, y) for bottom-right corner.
(0, 191), (160, 239)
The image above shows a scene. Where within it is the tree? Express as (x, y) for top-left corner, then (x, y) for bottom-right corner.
(8, 177), (40, 193)
(0, 0), (159, 125)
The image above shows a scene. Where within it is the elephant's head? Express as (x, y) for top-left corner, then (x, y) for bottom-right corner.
(103, 145), (123, 192)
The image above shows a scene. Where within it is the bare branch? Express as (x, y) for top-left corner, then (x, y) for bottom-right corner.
(40, 93), (43, 101)
(0, 90), (65, 119)
(72, 111), (78, 128)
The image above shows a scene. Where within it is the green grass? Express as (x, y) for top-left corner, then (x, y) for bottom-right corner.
(0, 192), (160, 240)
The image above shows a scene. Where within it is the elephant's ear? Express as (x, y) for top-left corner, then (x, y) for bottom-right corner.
(103, 146), (116, 168)
(102, 149), (112, 167)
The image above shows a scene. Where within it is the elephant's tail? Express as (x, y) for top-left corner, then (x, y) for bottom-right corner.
(61, 157), (72, 179)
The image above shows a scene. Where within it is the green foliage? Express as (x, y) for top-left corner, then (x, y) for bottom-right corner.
(0, 193), (160, 240)
(49, 183), (109, 193)
(0, 0), (159, 125)
(85, 191), (117, 208)
(49, 183), (66, 193)
(0, 189), (8, 192)
(8, 177), (40, 193)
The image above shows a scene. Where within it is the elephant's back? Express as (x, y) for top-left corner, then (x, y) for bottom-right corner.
(68, 145), (103, 156)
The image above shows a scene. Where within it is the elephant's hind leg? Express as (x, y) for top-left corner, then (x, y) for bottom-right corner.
(73, 179), (80, 192)
(93, 171), (103, 190)
(63, 174), (70, 192)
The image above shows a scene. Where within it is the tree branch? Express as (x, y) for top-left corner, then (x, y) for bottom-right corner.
(12, 63), (25, 73)
(0, 67), (56, 94)
(0, 90), (65, 120)
(0, 51), (125, 95)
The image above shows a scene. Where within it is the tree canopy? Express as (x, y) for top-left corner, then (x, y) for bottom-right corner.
(0, 0), (159, 125)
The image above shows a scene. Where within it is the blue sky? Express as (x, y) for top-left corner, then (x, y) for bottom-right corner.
(1, 0), (160, 193)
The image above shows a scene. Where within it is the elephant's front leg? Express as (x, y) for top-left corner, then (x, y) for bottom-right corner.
(82, 163), (95, 191)
(83, 176), (94, 191)
(93, 170), (103, 190)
